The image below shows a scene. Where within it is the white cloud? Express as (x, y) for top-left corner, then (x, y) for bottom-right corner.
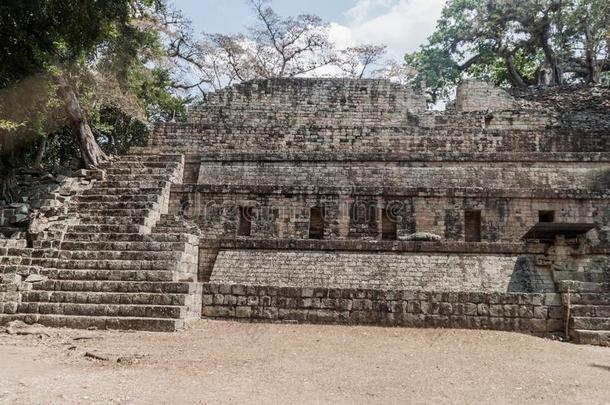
(329, 0), (446, 60)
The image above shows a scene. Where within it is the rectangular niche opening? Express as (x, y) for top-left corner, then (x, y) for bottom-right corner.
(381, 208), (397, 240)
(237, 206), (253, 237)
(309, 207), (324, 240)
(464, 210), (482, 242)
(538, 210), (555, 223)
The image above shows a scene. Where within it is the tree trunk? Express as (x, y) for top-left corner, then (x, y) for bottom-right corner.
(55, 75), (108, 169)
(584, 22), (599, 83)
(505, 55), (527, 88)
(33, 136), (46, 167)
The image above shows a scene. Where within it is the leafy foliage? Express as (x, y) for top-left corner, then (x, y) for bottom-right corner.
(0, 0), (190, 173)
(406, 0), (610, 102)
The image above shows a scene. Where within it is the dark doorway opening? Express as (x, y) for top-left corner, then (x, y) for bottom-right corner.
(538, 210), (555, 223)
(238, 206), (252, 237)
(381, 208), (398, 240)
(309, 207), (324, 240)
(465, 210), (482, 242)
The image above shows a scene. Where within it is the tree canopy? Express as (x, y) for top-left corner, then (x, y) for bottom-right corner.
(406, 0), (610, 102)
(0, 0), (192, 172)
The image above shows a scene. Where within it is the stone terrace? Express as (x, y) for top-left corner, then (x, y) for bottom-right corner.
(2, 78), (609, 345)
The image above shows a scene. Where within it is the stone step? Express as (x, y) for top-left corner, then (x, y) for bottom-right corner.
(46, 269), (184, 282)
(58, 250), (185, 262)
(571, 305), (610, 318)
(63, 232), (197, 244)
(118, 154), (184, 163)
(1, 250), (58, 260)
(77, 209), (155, 217)
(110, 161), (181, 170)
(567, 293), (610, 305)
(0, 265), (42, 276)
(54, 259), (180, 271)
(35, 280), (199, 294)
(555, 271), (610, 283)
(572, 316), (610, 330)
(17, 302), (187, 319)
(82, 187), (163, 196)
(107, 167), (173, 174)
(106, 172), (171, 179)
(73, 201), (160, 211)
(60, 241), (189, 252)
(22, 290), (193, 307)
(92, 181), (169, 189)
(557, 281), (610, 293)
(571, 329), (610, 347)
(74, 194), (161, 203)
(68, 224), (149, 234)
(79, 215), (156, 227)
(0, 314), (185, 332)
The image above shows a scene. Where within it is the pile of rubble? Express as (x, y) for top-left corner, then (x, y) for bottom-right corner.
(0, 167), (100, 238)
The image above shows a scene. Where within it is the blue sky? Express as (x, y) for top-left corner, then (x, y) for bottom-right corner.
(172, 0), (446, 61)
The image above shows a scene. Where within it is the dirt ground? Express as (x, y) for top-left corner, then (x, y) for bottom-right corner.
(0, 320), (609, 405)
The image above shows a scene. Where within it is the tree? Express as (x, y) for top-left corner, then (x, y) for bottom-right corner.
(338, 45), (388, 79)
(0, 0), (196, 169)
(0, 0), (135, 168)
(406, 0), (610, 102)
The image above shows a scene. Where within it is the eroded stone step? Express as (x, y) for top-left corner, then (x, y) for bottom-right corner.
(74, 195), (161, 203)
(571, 329), (610, 347)
(22, 290), (193, 307)
(92, 181), (169, 189)
(63, 232), (197, 244)
(35, 280), (199, 294)
(54, 259), (180, 271)
(0, 314), (185, 332)
(118, 154), (183, 163)
(68, 224), (149, 234)
(555, 271), (610, 283)
(18, 302), (188, 319)
(572, 316), (610, 330)
(107, 166), (173, 174)
(76, 216), (155, 226)
(567, 293), (610, 305)
(46, 269), (182, 282)
(558, 281), (610, 294)
(82, 187), (163, 196)
(571, 305), (610, 318)
(60, 241), (189, 252)
(77, 209), (155, 217)
(58, 250), (185, 262)
(0, 265), (42, 276)
(73, 201), (160, 211)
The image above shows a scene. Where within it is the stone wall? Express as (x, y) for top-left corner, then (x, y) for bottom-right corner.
(148, 122), (609, 156)
(201, 283), (564, 335)
(187, 78), (427, 125)
(456, 81), (517, 112)
(171, 190), (609, 243)
(209, 250), (556, 292)
(194, 162), (608, 191)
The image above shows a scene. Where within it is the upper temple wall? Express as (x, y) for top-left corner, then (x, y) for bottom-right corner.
(455, 81), (517, 112)
(146, 78), (610, 157)
(186, 78), (428, 126)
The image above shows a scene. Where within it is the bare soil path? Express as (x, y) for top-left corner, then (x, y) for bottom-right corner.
(0, 320), (609, 404)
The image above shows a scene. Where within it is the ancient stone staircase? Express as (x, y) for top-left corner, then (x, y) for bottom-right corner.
(558, 270), (610, 347)
(0, 155), (202, 332)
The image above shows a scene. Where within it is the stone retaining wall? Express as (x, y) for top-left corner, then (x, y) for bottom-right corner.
(208, 250), (556, 293)
(202, 283), (564, 335)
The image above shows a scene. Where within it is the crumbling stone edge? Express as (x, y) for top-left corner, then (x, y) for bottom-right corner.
(202, 283), (564, 335)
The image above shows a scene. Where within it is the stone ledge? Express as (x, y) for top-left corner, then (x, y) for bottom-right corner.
(192, 152), (610, 163)
(173, 184), (609, 199)
(199, 239), (546, 254)
(201, 283), (564, 335)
